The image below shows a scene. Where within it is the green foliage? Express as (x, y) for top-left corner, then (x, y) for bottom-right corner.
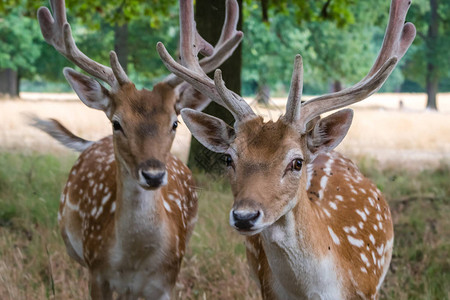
(0, 5), (42, 74)
(256, 0), (356, 27)
(242, 2), (314, 95)
(127, 7), (181, 88)
(241, 0), (408, 96)
(65, 0), (176, 27)
(403, 0), (450, 88)
(2, 0), (439, 93)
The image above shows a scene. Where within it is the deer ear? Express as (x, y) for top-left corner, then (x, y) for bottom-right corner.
(307, 109), (353, 157)
(181, 108), (234, 153)
(63, 68), (111, 112)
(175, 83), (211, 114)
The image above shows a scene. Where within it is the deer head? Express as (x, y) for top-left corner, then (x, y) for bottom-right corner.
(158, 0), (415, 233)
(38, 0), (243, 189)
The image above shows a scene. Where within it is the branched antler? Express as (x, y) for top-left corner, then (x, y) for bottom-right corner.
(158, 0), (255, 122)
(289, 0), (416, 129)
(37, 0), (130, 88)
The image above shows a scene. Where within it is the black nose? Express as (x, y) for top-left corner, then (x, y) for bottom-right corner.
(141, 170), (166, 187)
(232, 210), (261, 230)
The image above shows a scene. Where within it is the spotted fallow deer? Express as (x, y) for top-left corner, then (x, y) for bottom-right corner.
(157, 0), (416, 298)
(35, 0), (242, 298)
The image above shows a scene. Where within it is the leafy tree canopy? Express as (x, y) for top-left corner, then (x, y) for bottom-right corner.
(0, 5), (42, 75)
(403, 0), (450, 87)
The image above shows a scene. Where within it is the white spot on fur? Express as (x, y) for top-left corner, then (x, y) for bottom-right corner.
(344, 226), (357, 234)
(356, 209), (367, 221)
(329, 202), (337, 210)
(347, 236), (364, 247)
(360, 253), (370, 267)
(372, 251), (377, 264)
(163, 200), (172, 213)
(369, 234), (375, 245)
(319, 176), (329, 199)
(95, 206), (103, 219)
(376, 244), (385, 256)
(328, 227), (340, 245)
(90, 206), (97, 216)
(306, 164), (314, 190)
(101, 193), (112, 205)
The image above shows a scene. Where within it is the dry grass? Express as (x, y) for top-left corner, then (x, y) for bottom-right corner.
(0, 93), (192, 162)
(1, 92), (450, 169)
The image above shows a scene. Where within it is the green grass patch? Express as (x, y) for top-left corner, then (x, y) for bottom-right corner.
(0, 152), (76, 229)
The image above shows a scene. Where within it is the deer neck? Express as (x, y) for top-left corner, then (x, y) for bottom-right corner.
(113, 160), (166, 252)
(261, 167), (321, 247)
(259, 168), (339, 298)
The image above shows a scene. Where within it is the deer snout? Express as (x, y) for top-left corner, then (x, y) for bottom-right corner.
(230, 205), (263, 234)
(138, 159), (167, 188)
(140, 169), (167, 188)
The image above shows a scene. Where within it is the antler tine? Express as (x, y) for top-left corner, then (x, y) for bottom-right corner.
(157, 42), (222, 103)
(179, 0), (214, 74)
(199, 0), (243, 74)
(214, 69), (255, 121)
(283, 54), (304, 123)
(157, 42), (254, 122)
(158, 0), (254, 122)
(164, 0), (244, 87)
(297, 0), (416, 129)
(37, 0), (130, 88)
(366, 0), (416, 78)
(300, 57), (397, 127)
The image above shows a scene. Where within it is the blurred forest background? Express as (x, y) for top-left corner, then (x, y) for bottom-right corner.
(0, 0), (449, 109)
(0, 1), (449, 299)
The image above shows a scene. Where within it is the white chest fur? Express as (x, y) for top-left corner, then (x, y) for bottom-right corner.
(261, 212), (343, 300)
(106, 252), (170, 299)
(103, 177), (172, 299)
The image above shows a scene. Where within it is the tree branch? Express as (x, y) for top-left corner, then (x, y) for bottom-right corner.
(261, 0), (269, 23)
(320, 0), (332, 19)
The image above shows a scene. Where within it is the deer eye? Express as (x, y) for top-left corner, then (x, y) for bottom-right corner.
(291, 159), (303, 172)
(172, 121), (179, 131)
(223, 154), (233, 168)
(112, 120), (122, 132)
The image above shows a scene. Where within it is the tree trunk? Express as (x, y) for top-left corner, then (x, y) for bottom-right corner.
(426, 76), (438, 110)
(255, 83), (270, 105)
(0, 68), (19, 98)
(425, 0), (438, 110)
(333, 80), (343, 92)
(187, 0), (243, 172)
(114, 23), (129, 74)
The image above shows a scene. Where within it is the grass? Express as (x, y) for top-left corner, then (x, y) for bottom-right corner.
(359, 158), (450, 300)
(0, 152), (449, 299)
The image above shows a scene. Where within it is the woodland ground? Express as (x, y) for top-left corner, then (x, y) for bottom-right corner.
(0, 93), (449, 299)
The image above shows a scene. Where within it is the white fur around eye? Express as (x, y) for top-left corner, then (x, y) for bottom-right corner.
(284, 149), (304, 167)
